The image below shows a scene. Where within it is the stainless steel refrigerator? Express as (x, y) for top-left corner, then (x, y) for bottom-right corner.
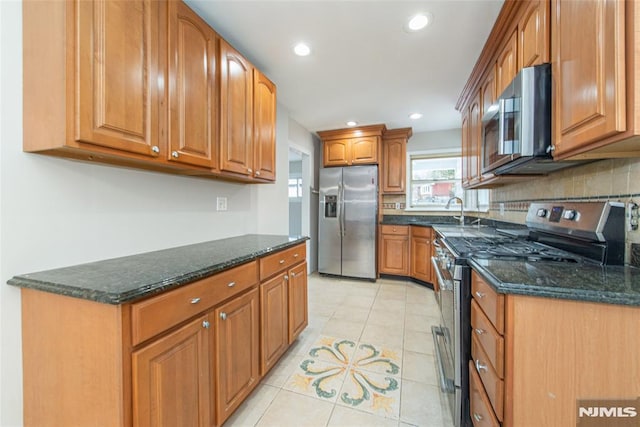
(318, 165), (377, 279)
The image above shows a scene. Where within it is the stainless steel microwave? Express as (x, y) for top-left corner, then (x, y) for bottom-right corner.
(481, 63), (575, 175)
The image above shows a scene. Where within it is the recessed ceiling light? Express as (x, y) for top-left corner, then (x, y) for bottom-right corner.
(409, 113), (423, 120)
(346, 121), (358, 127)
(293, 42), (311, 56)
(406, 13), (431, 32)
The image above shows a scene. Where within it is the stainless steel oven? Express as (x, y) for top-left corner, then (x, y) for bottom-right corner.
(431, 237), (471, 427)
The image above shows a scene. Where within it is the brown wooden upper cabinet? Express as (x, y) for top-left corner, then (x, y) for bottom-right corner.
(253, 70), (277, 181)
(220, 40), (254, 177)
(381, 128), (412, 194)
(23, 0), (277, 183)
(318, 125), (386, 167)
(519, 0), (549, 69)
(550, 0), (640, 160)
(168, 1), (218, 169)
(496, 29), (518, 97)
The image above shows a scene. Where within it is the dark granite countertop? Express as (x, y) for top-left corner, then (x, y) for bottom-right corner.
(469, 258), (640, 307)
(8, 234), (309, 305)
(381, 215), (464, 226)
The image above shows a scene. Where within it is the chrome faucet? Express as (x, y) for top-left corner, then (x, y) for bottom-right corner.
(445, 197), (465, 226)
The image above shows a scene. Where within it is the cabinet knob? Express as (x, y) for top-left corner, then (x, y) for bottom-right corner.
(284, 275), (289, 281)
(151, 146), (160, 154)
(190, 297), (201, 304)
(255, 170), (261, 176)
(172, 151), (179, 158)
(293, 253), (299, 258)
(473, 413), (483, 422)
(248, 168), (253, 173)
(475, 359), (488, 373)
(202, 320), (210, 329)
(291, 272), (296, 277)
(279, 259), (285, 264)
(474, 328), (485, 336)
(475, 291), (485, 299)
(220, 312), (227, 321)
(227, 282), (236, 288)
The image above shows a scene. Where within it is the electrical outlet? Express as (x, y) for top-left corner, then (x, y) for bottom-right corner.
(499, 203), (505, 216)
(395, 202), (401, 210)
(216, 197), (227, 211)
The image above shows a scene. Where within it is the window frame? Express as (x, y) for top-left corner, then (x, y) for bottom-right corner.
(404, 149), (490, 213)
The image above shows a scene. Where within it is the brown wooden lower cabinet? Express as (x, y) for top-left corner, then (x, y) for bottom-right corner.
(288, 261), (309, 343)
(260, 272), (289, 375)
(133, 313), (213, 427)
(379, 225), (434, 285)
(215, 287), (260, 425)
(470, 270), (640, 426)
(20, 243), (308, 427)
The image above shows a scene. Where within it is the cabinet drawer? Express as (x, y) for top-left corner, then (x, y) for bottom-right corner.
(471, 300), (504, 378)
(259, 243), (306, 281)
(471, 334), (504, 421)
(410, 225), (431, 238)
(131, 261), (258, 345)
(469, 361), (501, 427)
(380, 224), (409, 235)
(472, 271), (504, 334)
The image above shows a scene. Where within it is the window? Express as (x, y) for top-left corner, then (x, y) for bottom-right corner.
(288, 177), (303, 198)
(406, 153), (489, 211)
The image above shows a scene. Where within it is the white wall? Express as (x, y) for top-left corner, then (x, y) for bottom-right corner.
(408, 128), (462, 153)
(0, 2), (314, 425)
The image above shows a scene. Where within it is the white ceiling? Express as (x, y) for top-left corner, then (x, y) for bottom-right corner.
(186, 0), (504, 134)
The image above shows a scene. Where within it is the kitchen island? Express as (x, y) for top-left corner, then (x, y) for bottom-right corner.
(9, 234), (309, 427)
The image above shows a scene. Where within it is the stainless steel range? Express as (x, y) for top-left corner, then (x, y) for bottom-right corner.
(431, 201), (625, 427)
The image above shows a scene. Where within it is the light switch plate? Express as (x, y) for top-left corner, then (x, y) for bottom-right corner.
(216, 197), (227, 211)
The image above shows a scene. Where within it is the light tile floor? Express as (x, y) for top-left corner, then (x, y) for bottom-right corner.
(224, 274), (454, 427)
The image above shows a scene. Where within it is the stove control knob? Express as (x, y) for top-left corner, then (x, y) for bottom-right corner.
(536, 208), (548, 218)
(563, 209), (577, 220)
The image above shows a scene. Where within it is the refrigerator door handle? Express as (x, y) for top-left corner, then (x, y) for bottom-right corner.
(337, 182), (343, 237)
(339, 182), (346, 237)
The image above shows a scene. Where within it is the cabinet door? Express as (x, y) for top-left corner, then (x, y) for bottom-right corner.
(253, 69), (277, 181)
(411, 237), (432, 283)
(351, 136), (378, 164)
(75, 0), (162, 157)
(379, 234), (409, 275)
(496, 30), (518, 96)
(461, 109), (471, 188)
(215, 287), (260, 425)
(132, 314), (212, 427)
(288, 262), (308, 343)
(469, 93), (481, 184)
(260, 273), (289, 375)
(382, 137), (406, 194)
(552, 0), (626, 156)
(167, 2), (217, 168)
(519, 0), (549, 68)
(220, 40), (253, 176)
(323, 139), (350, 167)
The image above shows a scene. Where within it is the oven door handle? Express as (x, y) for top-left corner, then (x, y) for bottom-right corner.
(431, 325), (455, 393)
(431, 257), (449, 290)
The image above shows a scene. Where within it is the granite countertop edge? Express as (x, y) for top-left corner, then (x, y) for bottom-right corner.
(8, 236), (309, 305)
(468, 259), (640, 307)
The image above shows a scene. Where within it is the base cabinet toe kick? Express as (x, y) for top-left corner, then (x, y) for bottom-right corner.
(16, 240), (308, 427)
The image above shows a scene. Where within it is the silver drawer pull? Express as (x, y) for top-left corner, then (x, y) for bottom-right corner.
(202, 320), (210, 329)
(279, 259), (285, 264)
(190, 298), (201, 304)
(475, 291), (485, 298)
(220, 312), (227, 320)
(284, 275), (289, 281)
(474, 328), (485, 335)
(476, 359), (488, 373)
(227, 282), (236, 287)
(291, 272), (296, 277)
(473, 413), (483, 422)
(293, 253), (299, 258)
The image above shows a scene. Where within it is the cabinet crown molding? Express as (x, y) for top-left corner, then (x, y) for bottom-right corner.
(317, 124), (387, 140)
(383, 127), (413, 140)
